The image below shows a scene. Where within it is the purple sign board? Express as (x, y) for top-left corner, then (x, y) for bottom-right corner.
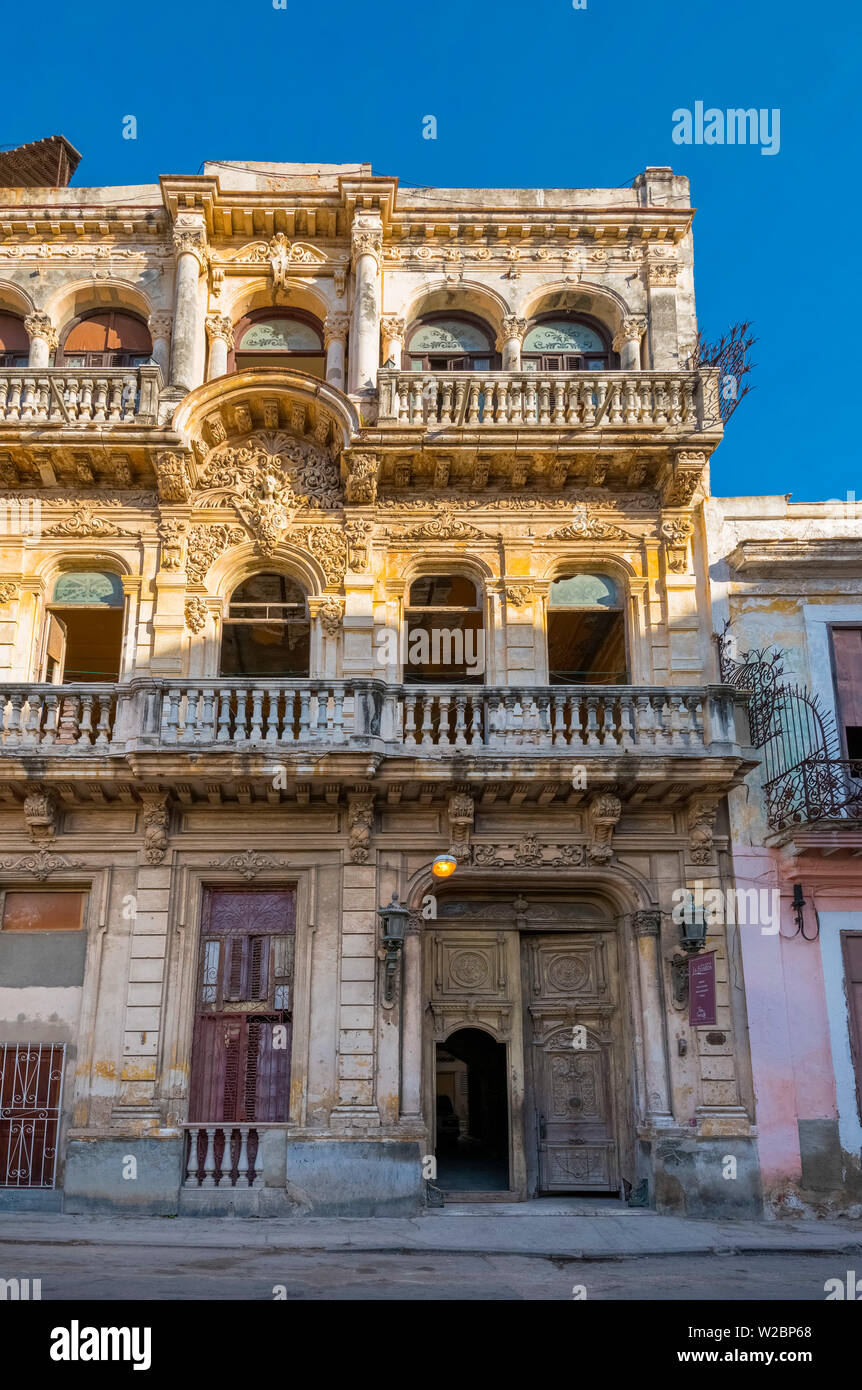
(689, 951), (717, 1027)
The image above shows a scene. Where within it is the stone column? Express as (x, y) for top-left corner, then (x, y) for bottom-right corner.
(633, 909), (674, 1123)
(24, 313), (58, 368)
(169, 221), (208, 391)
(497, 315), (527, 372)
(205, 314), (234, 380)
(349, 219), (382, 394)
(380, 313), (406, 368)
(147, 313), (173, 377)
(613, 315), (647, 371)
(324, 312), (349, 389)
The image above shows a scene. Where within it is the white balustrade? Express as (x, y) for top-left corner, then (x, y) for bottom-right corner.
(377, 369), (700, 429)
(0, 685), (117, 749)
(183, 1125), (262, 1188)
(0, 365), (162, 426)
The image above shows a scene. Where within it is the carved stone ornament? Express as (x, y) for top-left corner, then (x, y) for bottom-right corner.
(345, 452), (380, 506)
(196, 431), (343, 544)
(148, 312), (173, 341)
(473, 837), (587, 868)
(205, 314), (234, 348)
(612, 315), (647, 352)
(381, 314), (406, 345)
(0, 582), (18, 603)
(633, 909), (662, 938)
(394, 509), (485, 541)
(0, 848), (85, 881)
(661, 517), (694, 573)
(158, 518), (187, 571)
(24, 783), (57, 843)
(155, 452), (193, 503)
(185, 524), (246, 585)
(647, 260), (678, 288)
(172, 225), (208, 271)
(24, 313), (58, 350)
(344, 518), (373, 570)
(548, 505), (640, 544)
(587, 793), (622, 864)
(661, 453), (705, 508)
(310, 596), (344, 637)
(208, 850), (288, 881)
(447, 790), (475, 863)
(347, 794), (374, 864)
(291, 525), (349, 586)
(688, 798), (719, 865)
(505, 585), (534, 607)
(43, 507), (137, 538)
(184, 596), (207, 634)
(351, 228), (383, 265)
(139, 794), (169, 865)
(324, 312), (350, 347)
(499, 315), (528, 345)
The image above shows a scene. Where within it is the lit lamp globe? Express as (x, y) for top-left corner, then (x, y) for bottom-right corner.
(432, 854), (458, 880)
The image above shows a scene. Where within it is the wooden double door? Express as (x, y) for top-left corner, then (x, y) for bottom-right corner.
(523, 932), (622, 1194)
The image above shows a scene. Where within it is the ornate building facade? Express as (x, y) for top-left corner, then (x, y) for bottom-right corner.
(706, 496), (862, 1215)
(0, 159), (760, 1216)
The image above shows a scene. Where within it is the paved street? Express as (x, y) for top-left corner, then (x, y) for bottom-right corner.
(0, 1241), (855, 1300)
(2, 1207), (862, 1300)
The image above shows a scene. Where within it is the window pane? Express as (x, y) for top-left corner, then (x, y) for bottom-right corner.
(409, 575), (478, 607)
(409, 320), (491, 354)
(2, 892), (85, 931)
(523, 321), (605, 353)
(53, 572), (124, 607)
(238, 319), (321, 351)
(550, 574), (619, 608)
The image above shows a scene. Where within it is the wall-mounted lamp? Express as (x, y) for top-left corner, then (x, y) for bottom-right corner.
(431, 854), (457, 880)
(789, 883), (819, 939)
(378, 893), (409, 1005)
(671, 905), (708, 1006)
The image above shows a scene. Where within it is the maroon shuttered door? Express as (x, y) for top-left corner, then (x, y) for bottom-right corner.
(843, 934), (862, 1123)
(831, 628), (862, 757)
(189, 889), (295, 1124)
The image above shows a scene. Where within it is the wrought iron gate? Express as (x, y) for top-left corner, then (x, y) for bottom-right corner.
(0, 1043), (65, 1188)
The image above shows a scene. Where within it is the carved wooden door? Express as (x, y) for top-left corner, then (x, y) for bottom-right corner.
(524, 933), (619, 1193)
(189, 889), (295, 1123)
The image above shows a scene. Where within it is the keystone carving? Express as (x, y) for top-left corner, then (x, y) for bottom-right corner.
(24, 783), (57, 843)
(587, 793), (622, 864)
(447, 790), (475, 863)
(347, 793), (374, 864)
(688, 798), (719, 865)
(139, 794), (169, 865)
(309, 596), (344, 637)
(505, 585), (534, 607)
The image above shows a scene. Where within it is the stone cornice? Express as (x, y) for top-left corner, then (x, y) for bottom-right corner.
(727, 538), (862, 575)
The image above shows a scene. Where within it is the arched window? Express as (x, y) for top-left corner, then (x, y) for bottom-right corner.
(42, 570), (126, 683)
(0, 312), (29, 367)
(232, 310), (325, 378)
(522, 316), (615, 372)
(547, 573), (627, 684)
(57, 311), (152, 368)
(405, 575), (484, 684)
(220, 573), (310, 678)
(406, 315), (496, 372)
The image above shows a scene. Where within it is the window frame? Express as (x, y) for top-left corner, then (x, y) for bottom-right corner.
(229, 308), (326, 375)
(56, 310), (153, 369)
(546, 570), (629, 685)
(403, 573), (486, 685)
(404, 312), (499, 373)
(0, 887), (88, 933)
(522, 312), (618, 373)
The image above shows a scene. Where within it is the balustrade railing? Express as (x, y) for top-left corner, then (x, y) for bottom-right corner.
(0, 680), (744, 756)
(183, 1125), (262, 1189)
(0, 365), (162, 426)
(0, 685), (118, 749)
(377, 369), (703, 429)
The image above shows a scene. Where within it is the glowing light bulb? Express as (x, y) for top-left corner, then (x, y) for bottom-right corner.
(432, 854), (458, 879)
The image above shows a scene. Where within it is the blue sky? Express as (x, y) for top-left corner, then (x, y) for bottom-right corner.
(5, 0), (861, 502)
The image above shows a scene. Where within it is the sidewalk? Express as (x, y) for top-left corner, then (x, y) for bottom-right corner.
(2, 1203), (862, 1259)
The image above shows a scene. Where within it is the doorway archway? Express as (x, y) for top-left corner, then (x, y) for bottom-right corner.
(434, 1028), (509, 1191)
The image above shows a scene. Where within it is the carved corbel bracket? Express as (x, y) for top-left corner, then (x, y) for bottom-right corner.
(587, 793), (622, 864)
(447, 788), (475, 863)
(24, 783), (58, 843)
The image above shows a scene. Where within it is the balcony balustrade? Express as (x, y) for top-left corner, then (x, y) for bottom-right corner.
(0, 365), (163, 427)
(377, 369), (708, 431)
(0, 680), (747, 758)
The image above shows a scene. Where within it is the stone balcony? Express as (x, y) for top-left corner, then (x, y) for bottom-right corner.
(0, 366), (164, 428)
(0, 679), (753, 799)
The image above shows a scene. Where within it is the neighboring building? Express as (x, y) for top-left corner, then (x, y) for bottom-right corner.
(0, 157), (760, 1218)
(705, 495), (862, 1215)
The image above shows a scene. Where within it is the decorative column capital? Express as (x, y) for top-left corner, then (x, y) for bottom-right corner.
(499, 314), (527, 346)
(613, 315), (647, 352)
(148, 311), (173, 340)
(24, 313), (57, 350)
(381, 313), (406, 344)
(172, 225), (209, 273)
(324, 311), (350, 347)
(646, 257), (678, 288)
(633, 909), (662, 938)
(351, 227), (382, 268)
(205, 313), (234, 348)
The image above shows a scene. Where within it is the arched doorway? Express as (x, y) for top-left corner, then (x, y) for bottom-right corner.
(435, 1029), (509, 1191)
